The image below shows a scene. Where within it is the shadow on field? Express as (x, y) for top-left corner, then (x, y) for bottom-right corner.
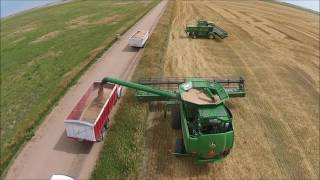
(122, 45), (139, 52)
(178, 34), (189, 39)
(181, 34), (223, 42)
(54, 131), (93, 154)
(225, 101), (236, 110)
(143, 112), (210, 178)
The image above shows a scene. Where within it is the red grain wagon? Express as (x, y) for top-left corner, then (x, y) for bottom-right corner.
(64, 82), (121, 142)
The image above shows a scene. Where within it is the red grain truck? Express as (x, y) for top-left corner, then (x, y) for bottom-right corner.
(64, 82), (121, 142)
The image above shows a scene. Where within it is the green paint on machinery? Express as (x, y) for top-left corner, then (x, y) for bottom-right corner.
(185, 20), (228, 39)
(101, 77), (245, 163)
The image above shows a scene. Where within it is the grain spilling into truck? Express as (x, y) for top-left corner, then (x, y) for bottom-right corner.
(64, 82), (121, 142)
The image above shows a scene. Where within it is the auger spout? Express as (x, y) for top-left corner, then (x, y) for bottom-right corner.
(102, 77), (178, 99)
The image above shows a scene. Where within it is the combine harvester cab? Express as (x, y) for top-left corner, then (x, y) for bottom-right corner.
(64, 82), (122, 142)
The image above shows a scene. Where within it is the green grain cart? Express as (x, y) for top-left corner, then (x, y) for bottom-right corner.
(102, 77), (245, 163)
(185, 20), (228, 39)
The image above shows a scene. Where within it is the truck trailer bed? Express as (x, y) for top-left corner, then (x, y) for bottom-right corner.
(128, 30), (149, 48)
(64, 82), (121, 142)
(132, 30), (147, 38)
(80, 88), (112, 123)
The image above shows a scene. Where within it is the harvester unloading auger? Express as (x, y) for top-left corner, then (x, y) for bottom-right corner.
(101, 77), (245, 163)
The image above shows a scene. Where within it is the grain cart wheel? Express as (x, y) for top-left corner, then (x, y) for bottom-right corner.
(171, 106), (181, 129)
(209, 34), (215, 39)
(192, 33), (197, 39)
(174, 138), (186, 157)
(97, 127), (106, 142)
(104, 119), (110, 129)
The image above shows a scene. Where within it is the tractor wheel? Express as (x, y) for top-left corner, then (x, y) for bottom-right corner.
(171, 106), (181, 129)
(192, 33), (197, 39)
(174, 138), (186, 157)
(209, 34), (215, 39)
(221, 149), (231, 158)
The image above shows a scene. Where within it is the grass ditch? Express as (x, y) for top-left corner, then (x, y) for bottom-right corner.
(90, 1), (175, 179)
(0, 0), (159, 176)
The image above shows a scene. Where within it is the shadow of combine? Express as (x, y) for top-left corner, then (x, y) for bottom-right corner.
(178, 34), (223, 42)
(225, 101), (236, 110)
(143, 112), (211, 178)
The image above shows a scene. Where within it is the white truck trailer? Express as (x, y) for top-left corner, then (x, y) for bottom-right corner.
(128, 30), (149, 48)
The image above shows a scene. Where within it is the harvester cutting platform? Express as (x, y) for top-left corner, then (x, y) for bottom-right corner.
(101, 77), (245, 163)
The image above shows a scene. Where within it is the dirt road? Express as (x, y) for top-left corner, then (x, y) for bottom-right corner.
(5, 1), (167, 179)
(140, 1), (319, 179)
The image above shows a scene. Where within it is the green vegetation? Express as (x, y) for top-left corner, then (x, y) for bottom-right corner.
(0, 0), (159, 174)
(91, 2), (175, 179)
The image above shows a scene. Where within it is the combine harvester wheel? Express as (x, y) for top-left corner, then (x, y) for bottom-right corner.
(174, 138), (187, 157)
(171, 106), (181, 129)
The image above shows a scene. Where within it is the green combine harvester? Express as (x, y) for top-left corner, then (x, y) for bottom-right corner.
(102, 77), (245, 163)
(185, 20), (228, 39)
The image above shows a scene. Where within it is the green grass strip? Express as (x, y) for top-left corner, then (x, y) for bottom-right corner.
(90, 1), (175, 179)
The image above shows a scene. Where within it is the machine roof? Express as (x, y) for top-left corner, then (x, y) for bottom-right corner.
(198, 105), (229, 119)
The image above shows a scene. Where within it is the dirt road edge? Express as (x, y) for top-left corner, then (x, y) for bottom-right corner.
(90, 1), (175, 179)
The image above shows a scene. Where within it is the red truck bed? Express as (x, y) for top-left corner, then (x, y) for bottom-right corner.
(64, 82), (121, 142)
